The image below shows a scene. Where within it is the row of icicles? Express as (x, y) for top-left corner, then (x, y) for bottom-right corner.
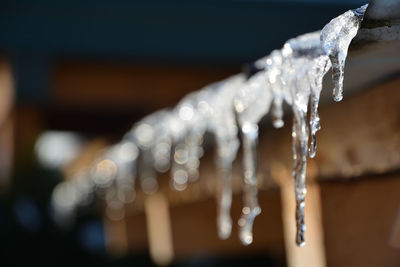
(52, 4), (368, 247)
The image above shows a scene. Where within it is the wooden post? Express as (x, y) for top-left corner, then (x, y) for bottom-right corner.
(144, 193), (174, 265)
(280, 182), (326, 267)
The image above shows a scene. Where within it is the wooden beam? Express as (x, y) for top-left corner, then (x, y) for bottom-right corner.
(0, 57), (14, 189)
(321, 174), (400, 266)
(52, 62), (236, 112)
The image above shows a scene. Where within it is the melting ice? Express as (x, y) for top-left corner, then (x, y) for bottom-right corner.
(51, 4), (368, 247)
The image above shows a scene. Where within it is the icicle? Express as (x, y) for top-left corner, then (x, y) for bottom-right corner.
(214, 128), (239, 240)
(215, 136), (238, 239)
(150, 116), (173, 174)
(266, 50), (285, 128)
(279, 33), (316, 245)
(291, 108), (309, 247)
(291, 94), (309, 246)
(289, 58), (312, 247)
(234, 72), (273, 245)
(169, 90), (211, 189)
(321, 4), (368, 102)
(169, 126), (203, 193)
(133, 121), (159, 195)
(185, 130), (203, 182)
(308, 56), (331, 158)
(172, 101), (195, 191)
(152, 138), (172, 173)
(171, 143), (190, 191)
(280, 32), (332, 245)
(308, 94), (320, 159)
(93, 143), (137, 221)
(114, 141), (139, 203)
(132, 110), (178, 194)
(210, 75), (245, 239)
(238, 122), (261, 245)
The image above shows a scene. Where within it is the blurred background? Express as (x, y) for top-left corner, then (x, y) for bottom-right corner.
(2, 0), (400, 267)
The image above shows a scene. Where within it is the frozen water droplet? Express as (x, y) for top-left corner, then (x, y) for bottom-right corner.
(272, 99), (285, 128)
(239, 230), (253, 246)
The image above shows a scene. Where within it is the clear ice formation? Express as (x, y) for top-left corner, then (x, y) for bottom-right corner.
(234, 71), (273, 245)
(51, 4), (367, 247)
(131, 111), (171, 195)
(206, 75), (246, 239)
(321, 4), (368, 102)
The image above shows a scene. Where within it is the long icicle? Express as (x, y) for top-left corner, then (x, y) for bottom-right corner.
(238, 122), (261, 245)
(308, 56), (331, 158)
(287, 57), (312, 246)
(213, 74), (245, 239)
(292, 107), (309, 246)
(216, 137), (237, 239)
(234, 71), (272, 245)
